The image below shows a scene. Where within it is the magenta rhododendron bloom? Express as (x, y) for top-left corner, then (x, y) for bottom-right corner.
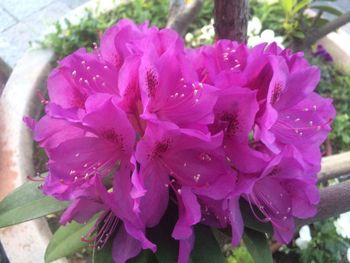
(26, 19), (335, 263)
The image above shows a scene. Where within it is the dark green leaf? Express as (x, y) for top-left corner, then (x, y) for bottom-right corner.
(240, 199), (273, 235)
(292, 31), (305, 39)
(45, 215), (98, 263)
(93, 231), (157, 263)
(243, 228), (273, 263)
(191, 225), (225, 263)
(148, 202), (178, 263)
(314, 17), (331, 27)
(93, 237), (114, 263)
(127, 250), (157, 263)
(0, 181), (68, 228)
(311, 5), (342, 16)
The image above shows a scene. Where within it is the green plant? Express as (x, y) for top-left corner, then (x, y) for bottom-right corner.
(310, 56), (350, 153)
(39, 0), (216, 59)
(299, 220), (349, 263)
(40, 0), (169, 59)
(250, 0), (343, 48)
(227, 245), (254, 263)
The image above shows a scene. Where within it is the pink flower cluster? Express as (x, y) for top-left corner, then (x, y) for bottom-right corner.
(29, 20), (335, 263)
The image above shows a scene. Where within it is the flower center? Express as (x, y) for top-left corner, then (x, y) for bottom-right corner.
(146, 68), (158, 98)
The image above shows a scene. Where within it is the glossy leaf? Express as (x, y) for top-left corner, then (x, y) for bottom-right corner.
(0, 181), (68, 228)
(243, 228), (273, 263)
(45, 215), (98, 263)
(191, 225), (225, 263)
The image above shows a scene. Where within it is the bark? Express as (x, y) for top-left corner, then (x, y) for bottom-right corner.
(214, 0), (249, 42)
(318, 151), (350, 183)
(166, 0), (204, 35)
(303, 11), (350, 47)
(297, 179), (350, 226)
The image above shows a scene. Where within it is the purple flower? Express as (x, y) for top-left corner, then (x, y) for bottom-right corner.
(40, 95), (135, 200)
(133, 122), (235, 262)
(25, 18), (335, 262)
(47, 49), (118, 111)
(242, 146), (319, 243)
(313, 44), (333, 62)
(139, 40), (218, 132)
(210, 86), (268, 174)
(251, 47), (335, 172)
(60, 167), (156, 263)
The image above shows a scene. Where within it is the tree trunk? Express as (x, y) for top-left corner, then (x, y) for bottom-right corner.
(167, 0), (204, 35)
(297, 180), (350, 226)
(302, 11), (350, 48)
(214, 0), (249, 42)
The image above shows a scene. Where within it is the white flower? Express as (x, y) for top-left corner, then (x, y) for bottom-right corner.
(295, 225), (312, 250)
(257, 0), (278, 4)
(185, 33), (194, 42)
(260, 29), (277, 42)
(248, 16), (262, 36)
(248, 29), (285, 48)
(198, 24), (215, 41)
(334, 211), (350, 239)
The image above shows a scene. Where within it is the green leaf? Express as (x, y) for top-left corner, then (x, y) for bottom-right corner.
(243, 228), (273, 263)
(93, 231), (157, 263)
(311, 5), (342, 16)
(191, 225), (225, 263)
(45, 215), (98, 262)
(279, 0), (294, 15)
(148, 201), (178, 263)
(0, 181), (68, 228)
(127, 250), (157, 263)
(93, 237), (114, 263)
(292, 0), (310, 15)
(292, 31), (305, 39)
(240, 199), (273, 235)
